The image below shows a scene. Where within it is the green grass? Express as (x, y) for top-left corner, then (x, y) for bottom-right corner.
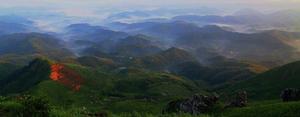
(220, 101), (300, 117)
(48, 100), (300, 117)
(2, 91), (300, 117)
(111, 112), (212, 117)
(0, 100), (23, 116)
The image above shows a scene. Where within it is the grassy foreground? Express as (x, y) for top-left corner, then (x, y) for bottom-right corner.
(56, 101), (300, 117)
(2, 96), (300, 117)
(219, 101), (300, 117)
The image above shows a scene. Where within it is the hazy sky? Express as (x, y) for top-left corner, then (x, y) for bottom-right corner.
(1, 0), (300, 17)
(1, 0), (300, 8)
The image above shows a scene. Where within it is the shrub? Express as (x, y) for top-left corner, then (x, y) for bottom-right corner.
(0, 101), (23, 117)
(19, 95), (51, 117)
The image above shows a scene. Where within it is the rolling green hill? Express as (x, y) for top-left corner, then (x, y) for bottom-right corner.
(170, 61), (256, 87)
(0, 58), (205, 114)
(132, 47), (196, 71)
(220, 60), (300, 100)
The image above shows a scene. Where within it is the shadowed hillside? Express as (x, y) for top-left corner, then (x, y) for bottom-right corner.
(221, 61), (300, 100)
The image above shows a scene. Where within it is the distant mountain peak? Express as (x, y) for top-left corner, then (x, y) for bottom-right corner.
(120, 34), (153, 44)
(200, 25), (227, 33)
(162, 47), (193, 57)
(67, 23), (107, 31)
(166, 47), (184, 52)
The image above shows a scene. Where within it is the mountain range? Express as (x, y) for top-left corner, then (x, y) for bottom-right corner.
(1, 8), (300, 116)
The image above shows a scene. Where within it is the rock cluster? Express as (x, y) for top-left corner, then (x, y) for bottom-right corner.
(226, 91), (247, 108)
(163, 94), (219, 114)
(281, 88), (300, 102)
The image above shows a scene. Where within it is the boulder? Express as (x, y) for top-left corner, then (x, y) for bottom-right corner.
(227, 91), (247, 108)
(163, 94), (219, 114)
(281, 88), (300, 102)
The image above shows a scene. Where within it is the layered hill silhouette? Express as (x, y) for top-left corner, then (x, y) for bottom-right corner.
(0, 15), (34, 35)
(132, 47), (196, 71)
(80, 34), (163, 59)
(1, 11), (300, 116)
(116, 21), (300, 66)
(66, 23), (128, 42)
(0, 33), (74, 64)
(172, 9), (300, 31)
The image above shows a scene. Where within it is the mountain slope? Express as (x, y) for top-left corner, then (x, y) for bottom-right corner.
(0, 58), (51, 95)
(118, 21), (300, 66)
(132, 47), (196, 71)
(0, 62), (19, 80)
(112, 35), (163, 57)
(0, 22), (29, 34)
(81, 34), (163, 58)
(66, 23), (128, 42)
(0, 15), (34, 35)
(173, 26), (300, 67)
(0, 33), (74, 61)
(0, 58), (205, 113)
(221, 61), (300, 100)
(170, 60), (257, 86)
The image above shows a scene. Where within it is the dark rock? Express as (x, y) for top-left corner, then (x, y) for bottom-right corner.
(163, 94), (219, 114)
(227, 91), (247, 108)
(281, 88), (300, 102)
(86, 112), (108, 117)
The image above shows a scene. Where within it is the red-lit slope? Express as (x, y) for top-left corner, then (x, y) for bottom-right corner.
(50, 64), (83, 91)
